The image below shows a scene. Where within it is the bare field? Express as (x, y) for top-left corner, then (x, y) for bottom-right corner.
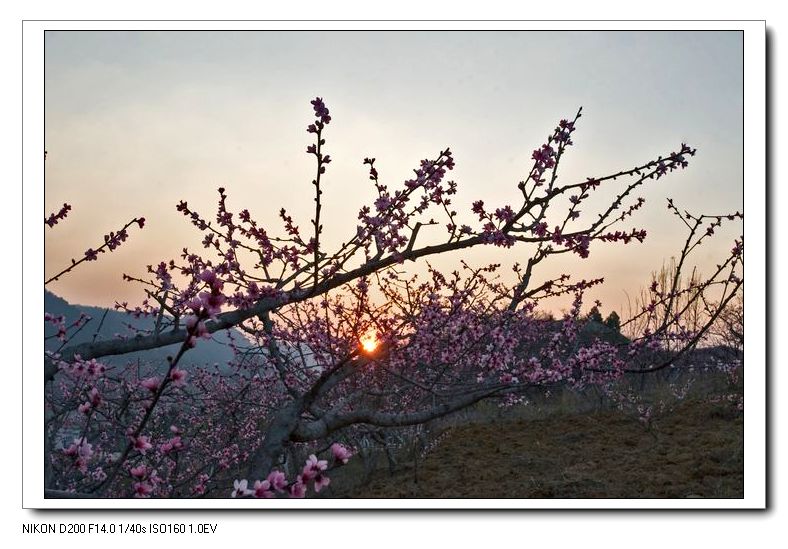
(341, 398), (743, 499)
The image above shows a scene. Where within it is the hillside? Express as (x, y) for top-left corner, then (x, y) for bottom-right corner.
(45, 290), (240, 372)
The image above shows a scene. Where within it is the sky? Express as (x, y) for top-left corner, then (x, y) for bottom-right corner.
(43, 30), (744, 317)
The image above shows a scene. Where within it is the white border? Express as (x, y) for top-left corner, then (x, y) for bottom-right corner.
(741, 22), (767, 510)
(23, 19), (766, 510)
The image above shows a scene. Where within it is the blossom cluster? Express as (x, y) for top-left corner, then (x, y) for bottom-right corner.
(186, 269), (226, 319)
(356, 150), (457, 254)
(85, 218), (145, 261)
(45, 203), (72, 228)
(232, 443), (353, 499)
(54, 354), (107, 378)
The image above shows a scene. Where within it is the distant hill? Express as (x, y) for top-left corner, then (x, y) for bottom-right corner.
(577, 320), (630, 347)
(44, 290), (241, 373)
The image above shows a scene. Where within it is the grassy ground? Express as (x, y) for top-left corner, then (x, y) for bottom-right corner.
(340, 397), (743, 499)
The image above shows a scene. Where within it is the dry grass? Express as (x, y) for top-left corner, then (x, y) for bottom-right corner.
(339, 397), (743, 499)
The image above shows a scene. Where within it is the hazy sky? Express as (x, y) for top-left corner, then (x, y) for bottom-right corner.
(44, 30), (743, 316)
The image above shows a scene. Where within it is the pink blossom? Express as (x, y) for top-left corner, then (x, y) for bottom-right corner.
(185, 316), (210, 339)
(253, 479), (275, 498)
(130, 464), (147, 479)
(133, 482), (154, 498)
(64, 438), (93, 459)
(494, 205), (515, 223)
(88, 387), (101, 406)
(140, 377), (160, 392)
(330, 443), (353, 464)
(310, 97), (331, 125)
(199, 269), (219, 287)
(289, 478), (307, 498)
(301, 454), (328, 481)
(198, 290), (225, 318)
(45, 203), (71, 227)
(64, 438), (93, 473)
(159, 436), (183, 454)
(132, 436), (153, 455)
(232, 479), (252, 498)
(169, 368), (188, 386)
(267, 470), (287, 492)
(313, 474), (331, 493)
(92, 467), (107, 482)
(78, 440), (93, 459)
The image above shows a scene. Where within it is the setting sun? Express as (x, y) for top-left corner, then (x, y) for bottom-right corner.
(359, 331), (380, 355)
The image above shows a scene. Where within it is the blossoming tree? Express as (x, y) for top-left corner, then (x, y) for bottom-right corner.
(44, 98), (743, 498)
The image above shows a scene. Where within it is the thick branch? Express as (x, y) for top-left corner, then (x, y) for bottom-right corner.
(48, 236), (486, 382)
(291, 385), (504, 441)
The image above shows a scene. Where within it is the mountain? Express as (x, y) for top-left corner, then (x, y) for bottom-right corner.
(44, 290), (241, 373)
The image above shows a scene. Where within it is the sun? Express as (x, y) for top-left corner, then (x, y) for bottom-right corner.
(359, 331), (380, 355)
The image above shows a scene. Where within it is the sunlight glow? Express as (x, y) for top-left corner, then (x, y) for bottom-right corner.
(359, 331), (380, 355)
